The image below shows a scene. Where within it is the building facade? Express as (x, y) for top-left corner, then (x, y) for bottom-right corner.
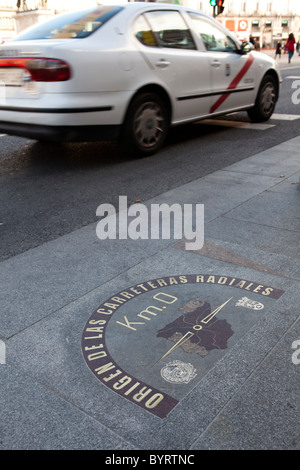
(0, 0), (299, 46)
(0, 1), (17, 42)
(180, 0), (300, 46)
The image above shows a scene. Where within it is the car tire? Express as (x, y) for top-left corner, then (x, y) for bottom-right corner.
(247, 74), (278, 122)
(122, 92), (169, 157)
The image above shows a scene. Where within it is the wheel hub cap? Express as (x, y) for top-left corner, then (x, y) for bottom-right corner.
(134, 102), (164, 148)
(261, 84), (275, 113)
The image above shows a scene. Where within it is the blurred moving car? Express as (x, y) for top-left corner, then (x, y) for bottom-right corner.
(0, 2), (281, 156)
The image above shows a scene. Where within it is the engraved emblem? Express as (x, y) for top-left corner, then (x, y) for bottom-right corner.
(235, 296), (264, 310)
(161, 360), (197, 384)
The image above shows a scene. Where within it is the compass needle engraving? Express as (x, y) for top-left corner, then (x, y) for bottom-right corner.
(201, 297), (233, 324)
(154, 297), (234, 365)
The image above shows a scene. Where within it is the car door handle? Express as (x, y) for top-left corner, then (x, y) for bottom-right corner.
(211, 60), (221, 68)
(155, 59), (170, 68)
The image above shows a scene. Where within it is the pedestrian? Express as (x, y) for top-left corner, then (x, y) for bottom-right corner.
(297, 41), (300, 56)
(249, 35), (255, 46)
(275, 40), (281, 59)
(286, 33), (296, 63)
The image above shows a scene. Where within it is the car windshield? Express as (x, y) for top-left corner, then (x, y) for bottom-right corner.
(13, 6), (123, 41)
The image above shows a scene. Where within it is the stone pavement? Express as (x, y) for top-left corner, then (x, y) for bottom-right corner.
(0, 135), (300, 451)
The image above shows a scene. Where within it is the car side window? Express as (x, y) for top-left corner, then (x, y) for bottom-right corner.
(134, 14), (158, 47)
(188, 12), (237, 53)
(145, 10), (196, 50)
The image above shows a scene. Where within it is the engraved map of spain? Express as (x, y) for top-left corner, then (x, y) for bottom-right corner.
(156, 297), (234, 358)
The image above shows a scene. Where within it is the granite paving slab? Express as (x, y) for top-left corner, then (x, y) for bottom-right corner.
(191, 316), (300, 450)
(5, 247), (299, 449)
(1, 136), (300, 450)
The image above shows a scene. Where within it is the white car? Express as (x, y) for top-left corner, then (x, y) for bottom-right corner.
(0, 2), (280, 157)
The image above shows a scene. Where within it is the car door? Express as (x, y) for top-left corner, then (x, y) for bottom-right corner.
(187, 12), (257, 115)
(133, 9), (212, 123)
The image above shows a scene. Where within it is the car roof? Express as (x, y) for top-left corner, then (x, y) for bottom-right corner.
(123, 2), (207, 13)
(118, 2), (188, 9)
(95, 2), (206, 15)
(109, 2), (222, 27)
(107, 2), (214, 27)
(109, 2), (237, 40)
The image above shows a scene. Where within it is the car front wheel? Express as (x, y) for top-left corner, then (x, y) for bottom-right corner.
(122, 92), (169, 157)
(247, 74), (278, 122)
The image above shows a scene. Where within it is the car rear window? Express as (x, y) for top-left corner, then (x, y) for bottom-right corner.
(13, 6), (123, 41)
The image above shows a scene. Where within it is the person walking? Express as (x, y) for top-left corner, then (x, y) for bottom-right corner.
(286, 33), (296, 63)
(275, 40), (282, 59)
(249, 35), (255, 47)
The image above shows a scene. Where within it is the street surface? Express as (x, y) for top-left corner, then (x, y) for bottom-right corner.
(0, 51), (300, 451)
(1, 52), (300, 261)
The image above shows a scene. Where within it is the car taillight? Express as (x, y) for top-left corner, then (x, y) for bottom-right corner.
(0, 58), (71, 82)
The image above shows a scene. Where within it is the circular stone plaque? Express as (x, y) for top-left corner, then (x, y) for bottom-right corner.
(82, 274), (284, 418)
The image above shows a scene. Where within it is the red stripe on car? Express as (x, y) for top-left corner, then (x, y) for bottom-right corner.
(210, 53), (255, 114)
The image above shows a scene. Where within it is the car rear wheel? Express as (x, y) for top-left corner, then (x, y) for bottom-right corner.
(247, 74), (278, 122)
(122, 92), (169, 157)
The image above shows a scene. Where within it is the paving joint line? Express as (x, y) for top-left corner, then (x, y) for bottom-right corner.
(221, 213), (300, 236)
(3, 238), (178, 341)
(189, 313), (300, 450)
(3, 359), (139, 450)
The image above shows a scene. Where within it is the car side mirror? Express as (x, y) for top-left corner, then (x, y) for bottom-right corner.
(239, 41), (254, 54)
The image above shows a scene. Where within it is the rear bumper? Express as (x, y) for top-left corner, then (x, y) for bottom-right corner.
(0, 121), (121, 142)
